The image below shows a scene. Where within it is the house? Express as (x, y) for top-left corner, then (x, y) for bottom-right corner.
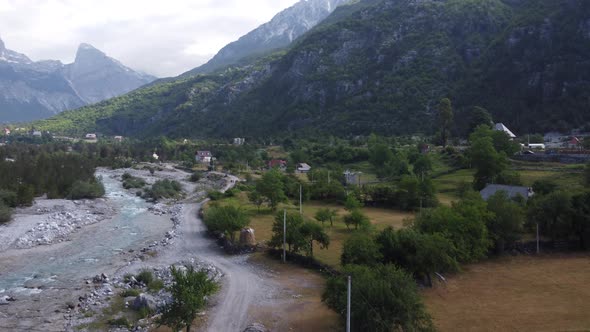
(494, 123), (516, 139)
(114, 136), (124, 142)
(233, 138), (245, 146)
(344, 170), (362, 186)
(85, 133), (97, 140)
(3, 128), (10, 136)
(32, 130), (42, 137)
(296, 163), (312, 174)
(480, 184), (534, 201)
(195, 151), (213, 163)
(567, 137), (581, 149)
(268, 159), (287, 170)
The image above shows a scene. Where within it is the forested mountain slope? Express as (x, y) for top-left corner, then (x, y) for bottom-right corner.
(37, 0), (590, 138)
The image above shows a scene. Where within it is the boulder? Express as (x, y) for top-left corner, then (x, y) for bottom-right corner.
(243, 323), (267, 332)
(239, 228), (256, 246)
(132, 294), (157, 312)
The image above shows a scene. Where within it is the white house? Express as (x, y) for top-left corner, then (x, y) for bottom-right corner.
(195, 151), (213, 163)
(296, 163), (312, 174)
(85, 133), (97, 140)
(494, 123), (516, 139)
(233, 138), (245, 145)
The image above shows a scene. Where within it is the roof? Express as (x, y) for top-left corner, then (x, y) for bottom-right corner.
(480, 184), (533, 201)
(569, 137), (581, 144)
(196, 151), (212, 156)
(297, 163), (311, 170)
(494, 123), (516, 138)
(269, 159), (287, 167)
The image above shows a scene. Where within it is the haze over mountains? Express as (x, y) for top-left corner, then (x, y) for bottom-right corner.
(0, 39), (156, 123)
(35, 0), (590, 138)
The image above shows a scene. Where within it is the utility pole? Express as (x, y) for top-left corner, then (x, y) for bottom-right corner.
(536, 223), (540, 254)
(346, 275), (351, 332)
(283, 210), (287, 263)
(299, 184), (302, 215)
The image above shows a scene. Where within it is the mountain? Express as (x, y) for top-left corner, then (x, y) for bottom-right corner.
(37, 0), (590, 138)
(0, 39), (156, 123)
(184, 0), (349, 76)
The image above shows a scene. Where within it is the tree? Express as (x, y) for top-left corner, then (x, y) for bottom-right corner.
(247, 190), (265, 212)
(269, 211), (306, 253)
(468, 106), (493, 133)
(527, 191), (573, 241)
(486, 191), (525, 254)
(343, 209), (370, 230)
(16, 184), (35, 207)
(532, 179), (558, 195)
(203, 205), (250, 243)
(314, 208), (331, 226)
(468, 126), (508, 190)
(341, 232), (383, 266)
(0, 203), (12, 224)
(323, 264), (434, 332)
(438, 98), (453, 147)
(344, 195), (362, 211)
(300, 221), (330, 257)
(376, 227), (458, 286)
(571, 191), (590, 250)
(415, 193), (492, 263)
(256, 168), (287, 211)
(413, 154), (432, 177)
(585, 164), (590, 186)
(158, 266), (219, 332)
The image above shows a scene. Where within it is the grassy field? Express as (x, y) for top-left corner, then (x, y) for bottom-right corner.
(432, 160), (586, 204)
(205, 193), (413, 267)
(423, 253), (590, 331)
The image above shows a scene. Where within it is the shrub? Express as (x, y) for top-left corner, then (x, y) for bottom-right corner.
(189, 172), (202, 182)
(120, 289), (140, 297)
(0, 204), (14, 224)
(207, 191), (224, 201)
(136, 270), (154, 285)
(0, 190), (17, 208)
(67, 178), (105, 200)
(147, 279), (165, 292)
(122, 173), (146, 189)
(108, 317), (131, 328)
(143, 180), (183, 201)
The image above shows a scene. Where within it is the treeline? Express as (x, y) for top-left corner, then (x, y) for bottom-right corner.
(0, 143), (105, 223)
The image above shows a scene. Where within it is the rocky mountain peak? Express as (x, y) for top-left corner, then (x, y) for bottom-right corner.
(74, 43), (108, 63)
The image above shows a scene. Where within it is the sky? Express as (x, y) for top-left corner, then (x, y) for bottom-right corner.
(0, 0), (300, 77)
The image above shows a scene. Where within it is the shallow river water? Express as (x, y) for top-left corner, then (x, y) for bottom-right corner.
(0, 171), (172, 295)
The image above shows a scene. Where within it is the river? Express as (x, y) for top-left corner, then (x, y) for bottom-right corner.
(0, 171), (172, 296)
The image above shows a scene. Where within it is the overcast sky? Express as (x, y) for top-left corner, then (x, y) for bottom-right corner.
(0, 0), (299, 77)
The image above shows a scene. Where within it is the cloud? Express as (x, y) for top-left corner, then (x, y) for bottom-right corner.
(0, 0), (299, 77)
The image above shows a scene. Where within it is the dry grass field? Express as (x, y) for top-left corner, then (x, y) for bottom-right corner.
(423, 253), (590, 332)
(205, 194), (413, 267)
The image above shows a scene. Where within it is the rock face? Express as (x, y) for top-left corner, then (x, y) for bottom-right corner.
(239, 228), (256, 246)
(184, 0), (349, 75)
(0, 39), (156, 123)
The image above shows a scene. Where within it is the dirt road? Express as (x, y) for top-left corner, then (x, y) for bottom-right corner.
(151, 173), (272, 332)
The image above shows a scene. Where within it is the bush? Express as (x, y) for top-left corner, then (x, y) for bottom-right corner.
(108, 317), (131, 328)
(0, 203), (13, 224)
(189, 172), (202, 182)
(0, 190), (17, 208)
(207, 191), (224, 201)
(147, 279), (165, 292)
(120, 289), (140, 297)
(122, 173), (146, 189)
(136, 270), (154, 285)
(67, 178), (105, 200)
(143, 180), (183, 201)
